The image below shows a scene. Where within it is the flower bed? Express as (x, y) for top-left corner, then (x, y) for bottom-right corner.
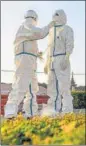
(1, 113), (85, 145)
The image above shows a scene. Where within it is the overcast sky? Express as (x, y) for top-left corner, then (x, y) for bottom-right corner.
(1, 1), (85, 85)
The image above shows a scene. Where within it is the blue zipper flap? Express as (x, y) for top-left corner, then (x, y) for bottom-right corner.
(53, 25), (66, 57)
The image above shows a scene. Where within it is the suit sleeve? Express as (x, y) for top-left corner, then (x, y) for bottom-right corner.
(65, 26), (74, 54)
(44, 29), (54, 69)
(15, 25), (49, 41)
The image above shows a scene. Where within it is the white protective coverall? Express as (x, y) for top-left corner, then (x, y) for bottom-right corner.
(4, 10), (51, 118)
(43, 9), (74, 115)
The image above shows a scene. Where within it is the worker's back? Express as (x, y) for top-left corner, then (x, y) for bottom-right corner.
(14, 20), (38, 56)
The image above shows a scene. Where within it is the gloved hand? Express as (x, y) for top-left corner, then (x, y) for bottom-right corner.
(37, 51), (44, 62)
(44, 65), (48, 74)
(60, 53), (70, 71)
(48, 21), (55, 29)
(44, 57), (52, 74)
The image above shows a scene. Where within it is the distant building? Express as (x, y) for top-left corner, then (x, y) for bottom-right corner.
(1, 82), (47, 95)
(1, 83), (12, 95)
(1, 82), (48, 115)
(70, 72), (85, 91)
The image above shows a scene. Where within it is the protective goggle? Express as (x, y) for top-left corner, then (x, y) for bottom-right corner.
(25, 16), (37, 21)
(55, 13), (59, 16)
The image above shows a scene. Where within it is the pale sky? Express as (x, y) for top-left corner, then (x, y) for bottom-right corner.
(1, 1), (85, 85)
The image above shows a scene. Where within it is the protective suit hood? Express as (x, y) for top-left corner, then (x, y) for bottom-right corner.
(23, 10), (38, 29)
(24, 10), (38, 20)
(52, 9), (67, 25)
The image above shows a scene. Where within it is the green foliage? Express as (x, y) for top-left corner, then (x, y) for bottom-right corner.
(1, 113), (85, 145)
(72, 91), (86, 109)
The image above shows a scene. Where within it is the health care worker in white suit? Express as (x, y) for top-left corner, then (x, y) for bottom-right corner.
(4, 10), (54, 119)
(44, 9), (74, 115)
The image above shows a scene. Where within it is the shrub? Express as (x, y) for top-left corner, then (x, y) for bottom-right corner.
(1, 113), (85, 145)
(72, 91), (86, 109)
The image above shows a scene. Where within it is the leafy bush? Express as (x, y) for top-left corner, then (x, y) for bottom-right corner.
(1, 113), (85, 145)
(72, 91), (86, 109)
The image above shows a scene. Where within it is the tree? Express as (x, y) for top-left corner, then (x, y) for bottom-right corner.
(70, 72), (77, 90)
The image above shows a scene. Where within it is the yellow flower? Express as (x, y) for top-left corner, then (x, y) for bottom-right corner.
(44, 137), (52, 144)
(25, 132), (31, 137)
(61, 121), (76, 133)
(23, 141), (30, 145)
(1, 113), (85, 145)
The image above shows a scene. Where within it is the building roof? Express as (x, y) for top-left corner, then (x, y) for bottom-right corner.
(1, 83), (47, 95)
(1, 83), (12, 94)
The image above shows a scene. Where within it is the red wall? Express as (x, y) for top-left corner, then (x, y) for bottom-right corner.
(1, 94), (49, 115)
(1, 95), (8, 115)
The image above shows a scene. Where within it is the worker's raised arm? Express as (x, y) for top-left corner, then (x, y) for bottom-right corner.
(44, 29), (54, 74)
(14, 21), (54, 46)
(26, 22), (54, 40)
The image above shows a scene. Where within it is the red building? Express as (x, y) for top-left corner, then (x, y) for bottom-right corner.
(1, 83), (49, 115)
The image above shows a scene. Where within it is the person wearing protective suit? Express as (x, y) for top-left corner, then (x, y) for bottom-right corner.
(4, 10), (54, 119)
(43, 9), (74, 115)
